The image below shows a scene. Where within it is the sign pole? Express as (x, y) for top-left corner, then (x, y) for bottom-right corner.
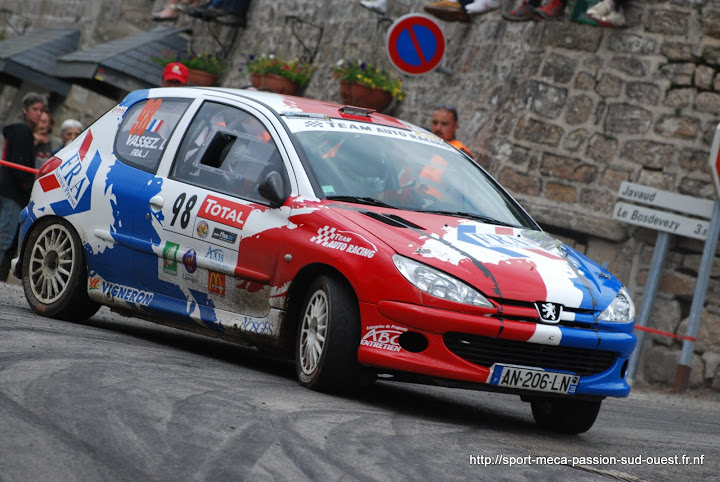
(627, 231), (671, 383)
(674, 199), (720, 392)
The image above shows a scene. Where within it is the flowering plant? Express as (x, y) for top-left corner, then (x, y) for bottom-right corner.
(247, 54), (315, 87)
(153, 50), (226, 76)
(333, 59), (406, 100)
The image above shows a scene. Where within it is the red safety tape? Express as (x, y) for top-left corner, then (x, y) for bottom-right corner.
(635, 325), (696, 342)
(0, 159), (39, 174)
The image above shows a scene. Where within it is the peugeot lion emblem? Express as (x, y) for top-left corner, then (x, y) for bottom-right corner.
(534, 301), (563, 324)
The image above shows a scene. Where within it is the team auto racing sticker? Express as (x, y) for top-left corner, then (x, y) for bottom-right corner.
(361, 324), (407, 352)
(310, 225), (377, 258)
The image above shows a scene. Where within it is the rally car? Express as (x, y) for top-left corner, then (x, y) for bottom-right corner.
(12, 88), (636, 433)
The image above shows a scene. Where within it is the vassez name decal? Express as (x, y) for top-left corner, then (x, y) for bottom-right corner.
(125, 132), (164, 159)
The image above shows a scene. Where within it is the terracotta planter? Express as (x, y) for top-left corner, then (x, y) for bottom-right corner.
(188, 68), (218, 87)
(339, 82), (393, 112)
(251, 73), (298, 95)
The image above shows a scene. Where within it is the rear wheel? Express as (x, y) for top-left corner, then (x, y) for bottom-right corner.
(295, 275), (360, 392)
(22, 218), (99, 321)
(530, 398), (602, 434)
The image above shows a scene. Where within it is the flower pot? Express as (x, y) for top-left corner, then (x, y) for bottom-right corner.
(188, 68), (218, 87)
(341, 82), (393, 112)
(251, 73), (298, 95)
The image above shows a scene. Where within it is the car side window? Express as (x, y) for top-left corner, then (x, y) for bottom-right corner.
(171, 102), (286, 204)
(114, 97), (191, 173)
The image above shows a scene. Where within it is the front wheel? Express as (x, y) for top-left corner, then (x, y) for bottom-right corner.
(530, 398), (602, 434)
(295, 275), (361, 392)
(22, 218), (99, 321)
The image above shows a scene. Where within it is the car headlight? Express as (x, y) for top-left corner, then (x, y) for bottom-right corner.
(392, 255), (493, 307)
(598, 286), (635, 323)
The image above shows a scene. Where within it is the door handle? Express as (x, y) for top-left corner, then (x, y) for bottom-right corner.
(149, 195), (165, 210)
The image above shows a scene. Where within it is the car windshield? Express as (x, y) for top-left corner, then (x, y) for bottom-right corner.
(286, 118), (535, 229)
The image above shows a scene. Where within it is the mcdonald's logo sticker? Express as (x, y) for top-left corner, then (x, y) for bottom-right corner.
(208, 271), (226, 296)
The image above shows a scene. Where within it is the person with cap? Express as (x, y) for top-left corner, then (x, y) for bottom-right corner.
(430, 104), (474, 158)
(162, 62), (189, 87)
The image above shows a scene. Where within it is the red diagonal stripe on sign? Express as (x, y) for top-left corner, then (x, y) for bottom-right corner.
(39, 174), (61, 192)
(79, 130), (94, 161)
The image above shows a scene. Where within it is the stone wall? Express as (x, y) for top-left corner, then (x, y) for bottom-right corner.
(1, 0), (720, 390)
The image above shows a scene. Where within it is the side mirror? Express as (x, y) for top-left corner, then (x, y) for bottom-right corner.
(258, 171), (287, 208)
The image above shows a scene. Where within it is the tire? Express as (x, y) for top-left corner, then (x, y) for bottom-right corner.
(530, 397), (602, 434)
(22, 218), (100, 321)
(295, 275), (361, 392)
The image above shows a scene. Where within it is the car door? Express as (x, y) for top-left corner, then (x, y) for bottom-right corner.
(149, 100), (292, 322)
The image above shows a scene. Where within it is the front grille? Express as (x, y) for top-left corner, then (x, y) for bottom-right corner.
(444, 332), (616, 376)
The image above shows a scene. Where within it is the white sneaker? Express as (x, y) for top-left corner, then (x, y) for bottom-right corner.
(587, 0), (614, 21)
(465, 0), (501, 15)
(596, 9), (626, 27)
(360, 0), (387, 14)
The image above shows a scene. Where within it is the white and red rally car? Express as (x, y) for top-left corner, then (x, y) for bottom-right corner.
(13, 88), (636, 433)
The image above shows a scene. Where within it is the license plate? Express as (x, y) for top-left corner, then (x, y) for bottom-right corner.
(489, 365), (579, 395)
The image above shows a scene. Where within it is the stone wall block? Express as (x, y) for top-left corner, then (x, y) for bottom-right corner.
(664, 88), (695, 108)
(574, 72), (596, 91)
(541, 22), (603, 52)
(541, 53), (577, 84)
(626, 82), (661, 105)
(601, 168), (631, 192)
(579, 188), (614, 214)
(587, 134), (618, 163)
(643, 347), (706, 388)
(682, 254), (720, 278)
(703, 351), (720, 381)
(695, 65), (715, 91)
(621, 140), (675, 169)
(677, 309), (720, 353)
(678, 148), (711, 171)
(563, 128), (588, 152)
(695, 91), (720, 113)
(679, 177), (715, 199)
(655, 115), (701, 139)
(498, 168), (542, 196)
(545, 182), (576, 203)
(596, 73), (624, 98)
(540, 153), (598, 182)
(702, 10), (720, 39)
(518, 81), (568, 119)
(646, 298), (683, 347)
(661, 42), (696, 62)
(608, 33), (657, 55)
(565, 95), (593, 125)
(609, 56), (649, 77)
(647, 9), (689, 36)
(514, 117), (563, 146)
(604, 103), (653, 135)
(661, 63), (696, 86)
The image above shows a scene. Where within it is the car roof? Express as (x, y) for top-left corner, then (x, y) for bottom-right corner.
(144, 87), (412, 130)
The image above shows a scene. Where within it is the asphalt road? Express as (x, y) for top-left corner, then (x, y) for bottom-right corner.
(1, 281), (719, 481)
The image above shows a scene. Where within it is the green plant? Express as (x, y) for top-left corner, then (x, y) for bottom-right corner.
(333, 59), (406, 100)
(153, 50), (226, 76)
(247, 54), (315, 87)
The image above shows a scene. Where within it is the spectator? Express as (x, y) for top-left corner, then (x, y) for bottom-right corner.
(152, 0), (202, 21)
(33, 110), (54, 169)
(424, 0), (502, 22)
(178, 0), (251, 26)
(52, 119), (83, 154)
(162, 62), (189, 87)
(587, 0), (627, 27)
(0, 92), (46, 281)
(430, 104), (473, 158)
(502, 0), (568, 21)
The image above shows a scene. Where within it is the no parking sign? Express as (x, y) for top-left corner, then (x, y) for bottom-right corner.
(386, 14), (446, 76)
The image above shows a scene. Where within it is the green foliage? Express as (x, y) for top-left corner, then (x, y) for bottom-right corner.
(247, 54), (315, 87)
(333, 59), (406, 100)
(153, 50), (226, 76)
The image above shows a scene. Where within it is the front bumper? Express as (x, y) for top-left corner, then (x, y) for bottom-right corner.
(357, 300), (636, 398)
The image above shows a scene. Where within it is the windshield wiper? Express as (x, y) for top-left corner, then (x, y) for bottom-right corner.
(326, 195), (395, 208)
(421, 210), (517, 227)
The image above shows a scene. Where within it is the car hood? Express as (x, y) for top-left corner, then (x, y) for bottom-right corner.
(332, 206), (622, 311)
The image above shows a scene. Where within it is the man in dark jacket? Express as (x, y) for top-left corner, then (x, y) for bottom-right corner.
(0, 92), (47, 281)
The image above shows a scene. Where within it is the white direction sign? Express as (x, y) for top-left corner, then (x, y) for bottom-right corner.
(617, 181), (713, 218)
(613, 202), (709, 240)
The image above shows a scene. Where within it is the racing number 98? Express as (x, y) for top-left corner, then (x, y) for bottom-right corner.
(171, 193), (198, 229)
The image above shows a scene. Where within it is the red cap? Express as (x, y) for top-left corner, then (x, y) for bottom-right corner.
(163, 62), (188, 85)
